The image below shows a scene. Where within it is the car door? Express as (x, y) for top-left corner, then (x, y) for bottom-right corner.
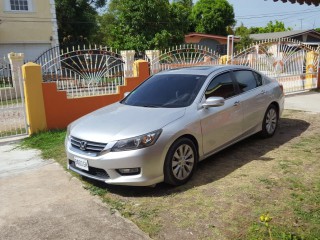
(232, 70), (269, 135)
(199, 71), (243, 156)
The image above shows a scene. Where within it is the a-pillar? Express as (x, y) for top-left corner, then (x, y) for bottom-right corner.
(8, 52), (24, 99)
(120, 50), (135, 78)
(146, 50), (160, 74)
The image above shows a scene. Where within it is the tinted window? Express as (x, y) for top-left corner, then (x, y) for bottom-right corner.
(205, 72), (236, 99)
(233, 70), (258, 92)
(122, 74), (206, 108)
(253, 72), (263, 86)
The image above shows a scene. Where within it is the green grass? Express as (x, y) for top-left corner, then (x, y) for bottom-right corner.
(245, 134), (320, 240)
(21, 130), (67, 165)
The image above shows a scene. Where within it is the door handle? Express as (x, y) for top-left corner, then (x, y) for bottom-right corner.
(234, 101), (240, 106)
(259, 90), (266, 95)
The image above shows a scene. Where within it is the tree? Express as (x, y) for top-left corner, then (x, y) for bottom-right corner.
(235, 23), (253, 51)
(190, 0), (235, 35)
(97, 0), (192, 50)
(55, 0), (107, 44)
(234, 21), (292, 51)
(249, 21), (292, 34)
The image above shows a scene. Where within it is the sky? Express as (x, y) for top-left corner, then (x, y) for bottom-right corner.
(194, 0), (320, 30)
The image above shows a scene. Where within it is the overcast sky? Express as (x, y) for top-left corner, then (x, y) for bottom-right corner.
(194, 0), (320, 30)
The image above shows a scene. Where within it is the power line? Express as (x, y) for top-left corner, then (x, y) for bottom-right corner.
(236, 9), (320, 19)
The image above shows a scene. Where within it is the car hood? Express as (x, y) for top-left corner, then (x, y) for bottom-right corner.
(70, 102), (186, 143)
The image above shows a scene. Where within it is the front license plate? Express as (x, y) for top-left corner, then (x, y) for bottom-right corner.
(74, 157), (89, 171)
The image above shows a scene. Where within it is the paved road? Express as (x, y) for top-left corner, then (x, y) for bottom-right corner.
(0, 142), (150, 240)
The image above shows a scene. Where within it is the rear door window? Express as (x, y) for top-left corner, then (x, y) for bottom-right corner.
(233, 70), (259, 93)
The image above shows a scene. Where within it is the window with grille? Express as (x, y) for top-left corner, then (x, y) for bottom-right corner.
(10, 0), (29, 11)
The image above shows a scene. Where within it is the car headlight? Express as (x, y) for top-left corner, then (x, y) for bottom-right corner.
(111, 129), (162, 152)
(66, 124), (71, 139)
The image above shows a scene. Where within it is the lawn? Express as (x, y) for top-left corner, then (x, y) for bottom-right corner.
(22, 110), (320, 240)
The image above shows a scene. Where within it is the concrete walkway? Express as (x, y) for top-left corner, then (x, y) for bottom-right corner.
(0, 142), (150, 240)
(285, 91), (320, 113)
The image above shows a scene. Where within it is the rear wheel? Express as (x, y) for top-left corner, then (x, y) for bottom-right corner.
(261, 104), (278, 138)
(164, 138), (197, 186)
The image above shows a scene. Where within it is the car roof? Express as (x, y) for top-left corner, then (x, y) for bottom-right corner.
(157, 65), (253, 76)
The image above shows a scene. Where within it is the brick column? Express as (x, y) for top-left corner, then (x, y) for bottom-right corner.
(22, 63), (47, 134)
(120, 50), (135, 78)
(146, 50), (160, 74)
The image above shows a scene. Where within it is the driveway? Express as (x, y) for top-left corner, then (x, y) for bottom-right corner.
(0, 142), (150, 240)
(285, 91), (320, 113)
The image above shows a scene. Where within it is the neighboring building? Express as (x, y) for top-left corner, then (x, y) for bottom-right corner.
(185, 33), (240, 55)
(250, 29), (320, 45)
(0, 0), (58, 61)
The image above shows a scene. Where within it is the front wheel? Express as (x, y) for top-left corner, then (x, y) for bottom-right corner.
(260, 104), (279, 138)
(164, 138), (198, 186)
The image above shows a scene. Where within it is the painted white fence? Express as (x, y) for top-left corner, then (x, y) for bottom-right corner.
(0, 55), (27, 138)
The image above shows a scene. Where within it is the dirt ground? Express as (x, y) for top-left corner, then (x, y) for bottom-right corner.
(93, 110), (320, 239)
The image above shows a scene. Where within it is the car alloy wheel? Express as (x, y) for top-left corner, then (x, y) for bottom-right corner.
(261, 104), (278, 137)
(164, 138), (197, 186)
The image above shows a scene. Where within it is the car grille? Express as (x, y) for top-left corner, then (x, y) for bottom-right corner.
(70, 136), (107, 154)
(69, 160), (110, 179)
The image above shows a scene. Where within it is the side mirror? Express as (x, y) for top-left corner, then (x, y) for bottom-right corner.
(202, 97), (225, 109)
(124, 92), (130, 98)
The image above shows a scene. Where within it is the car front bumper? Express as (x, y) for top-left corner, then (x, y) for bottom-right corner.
(66, 139), (166, 186)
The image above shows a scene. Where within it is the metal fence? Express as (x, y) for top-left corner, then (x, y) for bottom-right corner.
(232, 39), (319, 94)
(0, 59), (27, 138)
(35, 45), (125, 98)
(149, 44), (221, 75)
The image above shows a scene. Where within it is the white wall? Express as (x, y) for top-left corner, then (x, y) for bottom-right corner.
(0, 43), (51, 61)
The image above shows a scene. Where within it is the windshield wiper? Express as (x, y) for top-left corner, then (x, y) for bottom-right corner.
(141, 105), (161, 108)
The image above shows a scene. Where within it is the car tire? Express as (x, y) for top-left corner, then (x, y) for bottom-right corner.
(164, 138), (198, 186)
(260, 104), (279, 138)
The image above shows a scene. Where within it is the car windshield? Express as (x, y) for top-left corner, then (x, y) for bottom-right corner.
(121, 74), (206, 108)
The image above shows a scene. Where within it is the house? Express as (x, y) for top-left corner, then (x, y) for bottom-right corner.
(250, 29), (320, 45)
(185, 33), (240, 55)
(0, 0), (58, 61)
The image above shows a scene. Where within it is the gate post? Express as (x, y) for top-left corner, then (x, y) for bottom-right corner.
(146, 50), (160, 74)
(120, 50), (135, 78)
(22, 62), (47, 134)
(227, 35), (234, 65)
(8, 52), (24, 99)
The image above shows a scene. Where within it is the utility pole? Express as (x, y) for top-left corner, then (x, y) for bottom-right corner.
(298, 19), (303, 30)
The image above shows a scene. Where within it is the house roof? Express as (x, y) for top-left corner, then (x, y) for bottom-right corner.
(273, 0), (320, 6)
(185, 33), (240, 42)
(249, 29), (320, 41)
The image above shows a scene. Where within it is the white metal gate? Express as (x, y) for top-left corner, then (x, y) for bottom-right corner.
(35, 45), (125, 98)
(232, 39), (319, 94)
(0, 58), (28, 138)
(149, 44), (221, 75)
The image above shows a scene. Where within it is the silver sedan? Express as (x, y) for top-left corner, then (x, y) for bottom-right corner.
(65, 65), (284, 186)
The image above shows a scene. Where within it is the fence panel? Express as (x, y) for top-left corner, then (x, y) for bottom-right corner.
(232, 39), (319, 94)
(149, 44), (221, 75)
(35, 45), (125, 98)
(0, 59), (27, 138)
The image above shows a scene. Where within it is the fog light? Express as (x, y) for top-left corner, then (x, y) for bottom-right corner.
(117, 168), (141, 176)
